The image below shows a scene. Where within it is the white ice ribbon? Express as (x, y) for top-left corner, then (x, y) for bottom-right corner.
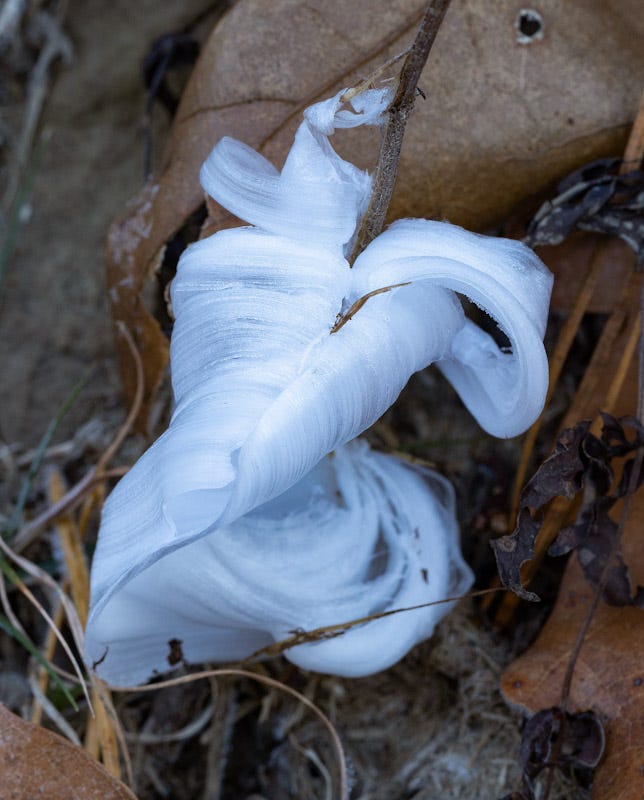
(86, 442), (472, 685)
(85, 88), (551, 684)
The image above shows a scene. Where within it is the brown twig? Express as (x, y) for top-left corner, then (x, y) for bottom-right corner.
(244, 587), (500, 662)
(349, 0), (452, 263)
(330, 282), (410, 333)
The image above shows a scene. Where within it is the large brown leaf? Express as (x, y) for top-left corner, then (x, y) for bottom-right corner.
(0, 704), (137, 800)
(107, 0), (644, 428)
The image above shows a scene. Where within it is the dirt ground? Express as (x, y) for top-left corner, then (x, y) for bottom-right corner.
(0, 0), (220, 449)
(0, 2), (597, 799)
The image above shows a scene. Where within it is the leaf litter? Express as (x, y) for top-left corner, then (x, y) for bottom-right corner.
(492, 414), (644, 607)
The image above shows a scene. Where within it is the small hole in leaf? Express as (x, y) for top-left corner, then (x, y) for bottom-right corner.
(516, 9), (544, 44)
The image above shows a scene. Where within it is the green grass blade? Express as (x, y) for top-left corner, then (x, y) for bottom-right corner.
(4, 375), (86, 539)
(0, 612), (78, 710)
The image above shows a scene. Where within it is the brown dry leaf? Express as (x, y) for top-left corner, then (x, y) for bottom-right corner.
(535, 233), (635, 314)
(0, 703), (137, 800)
(502, 360), (644, 799)
(107, 0), (644, 428)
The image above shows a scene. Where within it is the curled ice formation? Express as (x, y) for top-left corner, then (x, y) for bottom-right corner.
(85, 88), (551, 684)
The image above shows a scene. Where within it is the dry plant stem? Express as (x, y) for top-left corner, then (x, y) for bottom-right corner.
(349, 0), (452, 263)
(330, 282), (410, 332)
(112, 669), (350, 800)
(49, 467), (90, 622)
(559, 271), (641, 433)
(28, 671), (81, 745)
(246, 587), (500, 661)
(202, 678), (236, 800)
(46, 468), (121, 776)
(0, 535), (90, 709)
(93, 678), (134, 787)
(340, 48), (410, 103)
(622, 89), (644, 169)
(13, 321), (143, 553)
(13, 466), (128, 552)
(124, 705), (214, 745)
(589, 312), (642, 434)
(31, 591), (67, 727)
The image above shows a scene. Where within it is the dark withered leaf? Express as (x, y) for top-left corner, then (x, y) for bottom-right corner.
(558, 499), (634, 606)
(521, 422), (589, 508)
(524, 158), (644, 266)
(490, 508), (541, 602)
(599, 411), (644, 456)
(519, 707), (604, 796)
(493, 415), (644, 604)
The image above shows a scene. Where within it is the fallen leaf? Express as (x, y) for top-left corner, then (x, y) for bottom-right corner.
(524, 159), (644, 264)
(0, 703), (137, 800)
(107, 0), (644, 428)
(516, 707), (605, 798)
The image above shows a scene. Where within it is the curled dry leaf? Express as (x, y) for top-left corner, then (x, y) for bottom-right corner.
(524, 159), (644, 264)
(107, 0), (644, 428)
(492, 415), (644, 604)
(0, 703), (138, 800)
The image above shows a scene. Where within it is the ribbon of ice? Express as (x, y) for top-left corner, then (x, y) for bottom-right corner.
(84, 89), (552, 686)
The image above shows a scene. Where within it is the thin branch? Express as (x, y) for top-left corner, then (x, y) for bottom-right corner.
(349, 0), (452, 263)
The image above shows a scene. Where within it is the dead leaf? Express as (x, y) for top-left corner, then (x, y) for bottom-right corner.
(0, 703), (138, 800)
(524, 159), (644, 264)
(107, 0), (644, 429)
(491, 416), (644, 604)
(516, 707), (605, 799)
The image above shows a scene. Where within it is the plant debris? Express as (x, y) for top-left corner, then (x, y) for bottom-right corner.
(492, 414), (644, 605)
(524, 158), (644, 266)
(500, 707), (605, 800)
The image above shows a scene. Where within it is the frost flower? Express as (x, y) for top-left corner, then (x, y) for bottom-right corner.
(84, 89), (552, 685)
